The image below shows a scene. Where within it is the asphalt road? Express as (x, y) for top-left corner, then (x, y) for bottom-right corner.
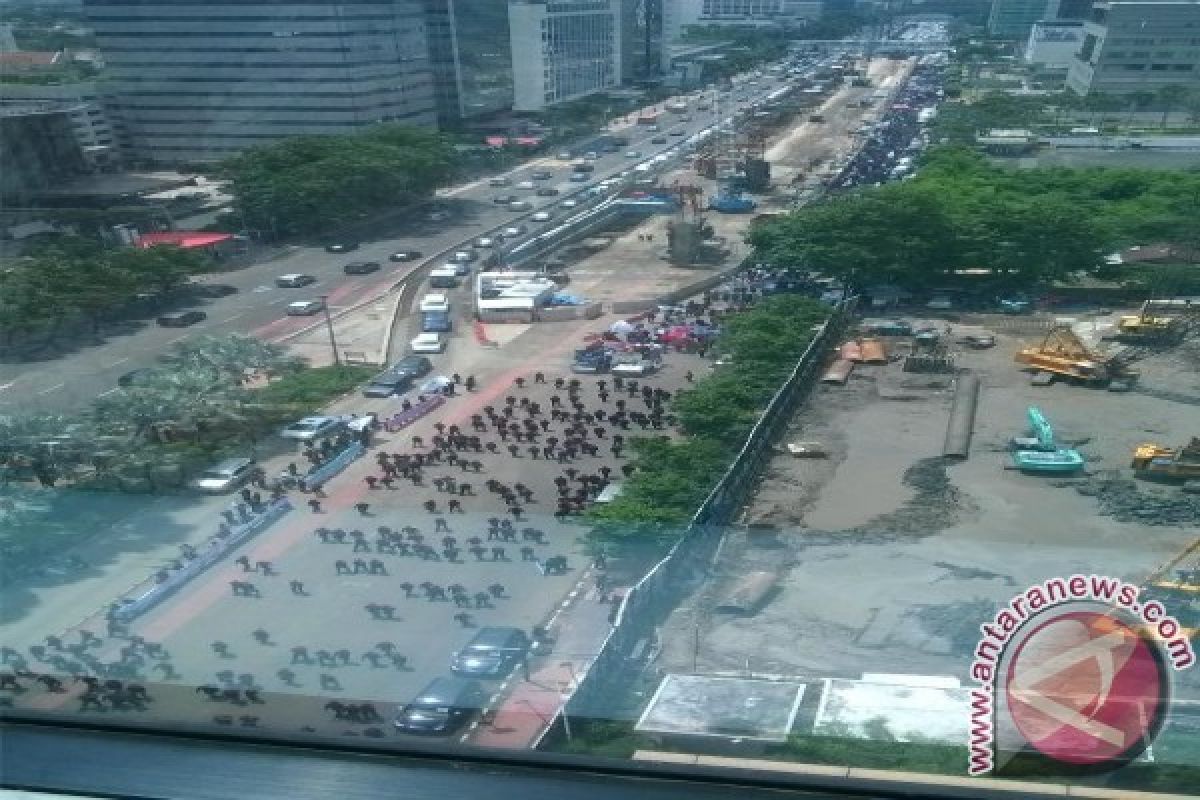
(0, 69), (811, 416)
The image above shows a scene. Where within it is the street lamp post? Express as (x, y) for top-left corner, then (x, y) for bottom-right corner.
(319, 295), (341, 366)
(559, 660), (579, 743)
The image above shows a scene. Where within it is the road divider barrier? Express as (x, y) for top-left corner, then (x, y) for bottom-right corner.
(300, 441), (365, 491)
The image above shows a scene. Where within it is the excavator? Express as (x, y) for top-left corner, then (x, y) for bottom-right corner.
(1132, 438), (1200, 483)
(1115, 299), (1189, 344)
(1014, 325), (1140, 388)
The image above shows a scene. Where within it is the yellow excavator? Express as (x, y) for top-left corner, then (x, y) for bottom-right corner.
(1116, 300), (1188, 343)
(1132, 438), (1200, 482)
(1014, 326), (1140, 387)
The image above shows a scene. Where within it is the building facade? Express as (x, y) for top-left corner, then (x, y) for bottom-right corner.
(987, 0), (1058, 38)
(0, 82), (119, 161)
(422, 0), (515, 124)
(509, 0), (622, 112)
(83, 0), (438, 164)
(620, 0), (667, 81)
(0, 102), (89, 199)
(1067, 0), (1200, 94)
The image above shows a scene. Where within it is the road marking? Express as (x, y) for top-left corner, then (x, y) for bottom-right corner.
(108, 357), (130, 367)
(220, 313), (244, 323)
(98, 388), (120, 398)
(0, 381), (16, 392)
(38, 383), (65, 395)
(167, 335), (188, 345)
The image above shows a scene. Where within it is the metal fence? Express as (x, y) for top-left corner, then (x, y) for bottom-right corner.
(544, 297), (857, 738)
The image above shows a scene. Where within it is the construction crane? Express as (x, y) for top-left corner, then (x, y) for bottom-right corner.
(1014, 325), (1140, 388)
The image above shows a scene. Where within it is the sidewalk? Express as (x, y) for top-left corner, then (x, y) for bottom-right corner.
(467, 571), (615, 748)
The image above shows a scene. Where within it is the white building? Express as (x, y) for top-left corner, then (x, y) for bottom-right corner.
(509, 0), (622, 112)
(662, 0), (821, 39)
(1067, 0), (1200, 95)
(1024, 19), (1085, 69)
(83, 0), (438, 164)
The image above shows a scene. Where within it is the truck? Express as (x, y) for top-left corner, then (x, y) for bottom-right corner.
(665, 99), (688, 113)
(637, 111), (660, 126)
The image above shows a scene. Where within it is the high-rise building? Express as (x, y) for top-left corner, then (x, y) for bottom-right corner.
(0, 81), (120, 167)
(84, 0), (438, 164)
(422, 0), (515, 124)
(662, 0), (704, 42)
(509, 0), (622, 112)
(697, 0), (822, 23)
(621, 0), (667, 81)
(1055, 0), (1094, 18)
(1067, 0), (1200, 95)
(987, 0), (1058, 38)
(1, 102), (89, 199)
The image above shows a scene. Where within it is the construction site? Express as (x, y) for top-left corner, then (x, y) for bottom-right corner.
(654, 299), (1200, 747)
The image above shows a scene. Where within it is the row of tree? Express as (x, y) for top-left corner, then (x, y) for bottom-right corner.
(748, 147), (1200, 293)
(218, 124), (456, 237)
(587, 296), (830, 552)
(0, 237), (210, 350)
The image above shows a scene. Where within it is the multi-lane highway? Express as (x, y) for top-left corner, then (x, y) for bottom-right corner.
(0, 69), (807, 416)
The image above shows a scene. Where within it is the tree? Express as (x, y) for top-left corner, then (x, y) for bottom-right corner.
(1156, 84), (1192, 129)
(221, 125), (456, 236)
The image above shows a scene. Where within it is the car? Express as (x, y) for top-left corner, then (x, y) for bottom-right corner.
(451, 261), (472, 277)
(530, 170), (553, 180)
(276, 273), (316, 288)
(651, 136), (667, 144)
(503, 225), (527, 237)
(555, 151), (573, 160)
(325, 242), (358, 253)
(285, 300), (325, 316)
(188, 282), (238, 298)
(487, 176), (511, 187)
(281, 415), (346, 441)
(492, 194), (518, 205)
(634, 164), (652, 173)
(450, 626), (531, 678)
(419, 293), (450, 313)
(572, 162), (595, 173)
(410, 332), (445, 354)
(156, 310), (207, 327)
(421, 310), (452, 333)
(568, 172), (590, 183)
(611, 352), (660, 376)
(192, 457), (261, 493)
(507, 200), (532, 211)
(429, 266), (460, 289)
(532, 211), (554, 222)
(535, 187), (560, 197)
(391, 355), (433, 378)
(669, 129), (686, 136)
(475, 236), (496, 248)
(342, 261), (381, 275)
(583, 151), (599, 160)
(390, 250), (422, 262)
(624, 150), (641, 158)
(362, 370), (414, 398)
(393, 676), (484, 736)
(515, 180), (535, 191)
(560, 199), (579, 209)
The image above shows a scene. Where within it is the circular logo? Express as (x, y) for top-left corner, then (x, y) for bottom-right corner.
(1004, 609), (1168, 768)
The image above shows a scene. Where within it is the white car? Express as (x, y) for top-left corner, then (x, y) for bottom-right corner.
(488, 176), (511, 187)
(508, 200), (532, 211)
(634, 164), (652, 172)
(556, 151), (573, 160)
(625, 150), (641, 158)
(281, 415), (347, 441)
(285, 299), (325, 316)
(515, 180), (536, 190)
(560, 199), (579, 209)
(532, 211), (555, 222)
(419, 293), (450, 313)
(410, 332), (445, 353)
(475, 236), (496, 248)
(503, 225), (527, 237)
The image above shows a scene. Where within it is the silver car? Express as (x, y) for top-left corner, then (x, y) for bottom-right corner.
(281, 415), (347, 441)
(193, 457), (260, 493)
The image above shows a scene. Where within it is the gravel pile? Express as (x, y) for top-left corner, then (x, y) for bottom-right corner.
(1069, 475), (1200, 527)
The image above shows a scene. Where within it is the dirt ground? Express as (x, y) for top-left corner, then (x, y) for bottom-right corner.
(658, 312), (1200, 698)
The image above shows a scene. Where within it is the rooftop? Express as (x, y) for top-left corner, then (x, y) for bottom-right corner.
(812, 675), (969, 746)
(635, 674), (808, 742)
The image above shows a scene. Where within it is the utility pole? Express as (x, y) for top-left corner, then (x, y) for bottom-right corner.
(319, 295), (340, 366)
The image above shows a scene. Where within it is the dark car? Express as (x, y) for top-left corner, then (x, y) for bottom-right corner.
(535, 187), (560, 197)
(651, 136), (667, 144)
(450, 627), (530, 679)
(421, 311), (452, 333)
(343, 261), (381, 275)
(492, 194), (518, 205)
(362, 369), (415, 398)
(393, 676), (484, 735)
(391, 355), (433, 379)
(156, 310), (207, 327)
(189, 283), (238, 298)
(325, 242), (358, 253)
(390, 250), (423, 262)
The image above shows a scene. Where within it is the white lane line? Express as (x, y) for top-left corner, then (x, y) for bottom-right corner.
(98, 388), (120, 398)
(108, 357), (130, 367)
(220, 313), (244, 323)
(38, 383), (65, 395)
(0, 381), (17, 392)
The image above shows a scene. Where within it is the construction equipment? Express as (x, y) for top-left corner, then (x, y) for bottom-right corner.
(1132, 438), (1200, 482)
(1115, 299), (1188, 344)
(1010, 407), (1086, 474)
(1014, 325), (1140, 388)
